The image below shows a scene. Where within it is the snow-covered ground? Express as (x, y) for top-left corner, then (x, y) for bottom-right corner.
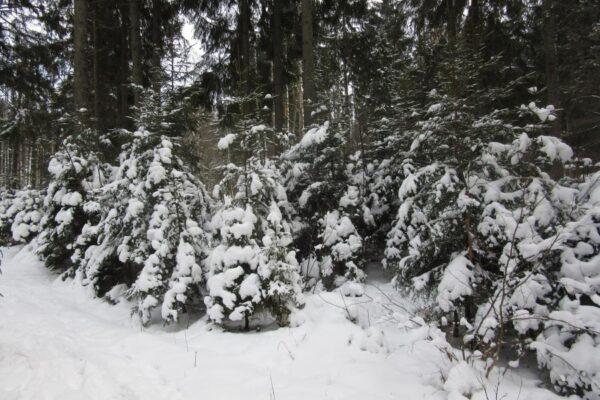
(0, 246), (561, 400)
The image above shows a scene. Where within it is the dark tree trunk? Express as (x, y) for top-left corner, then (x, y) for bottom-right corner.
(91, 2), (110, 132)
(73, 0), (89, 120)
(92, 1), (101, 131)
(446, 0), (457, 45)
(10, 135), (19, 189)
(273, 0), (285, 131)
(151, 0), (162, 93)
(239, 0), (253, 113)
(301, 0), (315, 127)
(129, 0), (143, 106)
(119, 4), (129, 127)
(465, 0), (480, 47)
(543, 0), (562, 136)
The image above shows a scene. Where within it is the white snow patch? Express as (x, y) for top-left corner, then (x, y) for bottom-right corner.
(217, 134), (237, 150)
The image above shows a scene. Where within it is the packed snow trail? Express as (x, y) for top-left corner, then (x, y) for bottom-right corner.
(0, 246), (558, 400)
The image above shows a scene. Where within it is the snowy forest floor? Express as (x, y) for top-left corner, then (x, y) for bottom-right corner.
(0, 245), (562, 400)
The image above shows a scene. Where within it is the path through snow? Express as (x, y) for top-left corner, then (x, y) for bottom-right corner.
(0, 246), (559, 400)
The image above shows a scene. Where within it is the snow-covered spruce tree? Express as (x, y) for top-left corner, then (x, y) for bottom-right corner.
(36, 132), (109, 274)
(383, 87), (516, 302)
(463, 129), (576, 339)
(345, 93), (424, 261)
(79, 92), (211, 324)
(70, 198), (104, 279)
(0, 188), (44, 245)
(385, 44), (521, 290)
(316, 186), (365, 291)
(383, 56), (569, 324)
(445, 135), (600, 399)
(282, 121), (345, 248)
(381, 52), (600, 396)
(205, 121), (303, 329)
(375, 44), (600, 399)
(282, 120), (368, 287)
(532, 170), (600, 397)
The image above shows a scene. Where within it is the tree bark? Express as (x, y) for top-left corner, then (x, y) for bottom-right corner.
(92, 1), (100, 130)
(129, 0), (143, 106)
(73, 0), (89, 119)
(119, 4), (129, 127)
(446, 0), (456, 45)
(91, 2), (110, 132)
(465, 0), (480, 48)
(542, 0), (562, 136)
(151, 0), (161, 93)
(239, 0), (253, 113)
(273, 0), (284, 131)
(10, 135), (19, 189)
(301, 0), (315, 127)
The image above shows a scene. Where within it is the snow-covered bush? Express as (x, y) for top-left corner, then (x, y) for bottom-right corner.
(283, 122), (346, 239)
(380, 81), (600, 397)
(70, 198), (104, 278)
(0, 188), (43, 245)
(78, 128), (211, 324)
(205, 123), (303, 328)
(317, 187), (364, 289)
(347, 97), (421, 251)
(37, 135), (109, 274)
(384, 89), (524, 299)
(462, 132), (576, 341)
(282, 121), (362, 285)
(460, 163), (600, 399)
(527, 170), (600, 398)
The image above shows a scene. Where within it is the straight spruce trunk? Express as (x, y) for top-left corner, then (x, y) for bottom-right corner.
(543, 0), (562, 136)
(73, 0), (89, 119)
(129, 0), (143, 107)
(239, 0), (253, 113)
(151, 0), (161, 93)
(301, 0), (315, 127)
(119, 5), (129, 128)
(273, 0), (285, 131)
